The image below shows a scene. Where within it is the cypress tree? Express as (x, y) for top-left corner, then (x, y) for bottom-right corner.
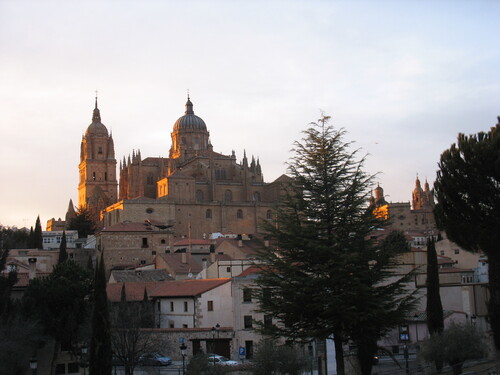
(89, 253), (112, 375)
(29, 227), (34, 248)
(33, 216), (43, 250)
(58, 231), (68, 264)
(426, 237), (444, 335)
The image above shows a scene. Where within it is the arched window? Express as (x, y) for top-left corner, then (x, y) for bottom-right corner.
(206, 209), (212, 219)
(266, 210), (273, 220)
(196, 190), (204, 202)
(252, 192), (261, 202)
(224, 190), (232, 202)
(237, 209), (243, 219)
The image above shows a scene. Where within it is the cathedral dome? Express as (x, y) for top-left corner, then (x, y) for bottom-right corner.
(85, 99), (109, 137)
(173, 97), (207, 132)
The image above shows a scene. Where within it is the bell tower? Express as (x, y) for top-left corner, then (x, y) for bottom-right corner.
(78, 97), (118, 224)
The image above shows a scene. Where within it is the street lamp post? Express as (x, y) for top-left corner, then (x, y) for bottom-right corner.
(211, 323), (220, 365)
(80, 345), (88, 375)
(29, 357), (37, 375)
(180, 343), (187, 375)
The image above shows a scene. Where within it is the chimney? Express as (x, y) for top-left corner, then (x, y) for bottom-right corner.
(181, 251), (187, 264)
(210, 251), (216, 263)
(28, 258), (37, 280)
(238, 240), (243, 248)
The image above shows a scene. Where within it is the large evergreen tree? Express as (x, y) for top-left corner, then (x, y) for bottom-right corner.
(255, 116), (417, 375)
(69, 206), (97, 238)
(89, 253), (112, 375)
(434, 120), (500, 349)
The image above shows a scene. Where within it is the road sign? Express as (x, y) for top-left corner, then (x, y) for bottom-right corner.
(180, 337), (185, 344)
(239, 347), (246, 356)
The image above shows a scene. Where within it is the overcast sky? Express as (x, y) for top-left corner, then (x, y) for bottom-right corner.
(1, 0), (499, 229)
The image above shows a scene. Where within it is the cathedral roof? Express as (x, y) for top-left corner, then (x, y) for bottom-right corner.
(173, 97), (207, 132)
(85, 97), (109, 137)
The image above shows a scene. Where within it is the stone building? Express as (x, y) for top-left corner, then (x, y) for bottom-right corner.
(96, 96), (288, 239)
(78, 98), (118, 223)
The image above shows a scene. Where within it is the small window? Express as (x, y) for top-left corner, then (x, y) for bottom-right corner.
(440, 250), (445, 256)
(170, 301), (174, 312)
(161, 239), (166, 244)
(206, 209), (212, 219)
(152, 251), (156, 255)
(243, 288), (252, 302)
(183, 324), (188, 328)
(224, 190), (232, 202)
(454, 249), (460, 254)
(170, 322), (175, 328)
(140, 260), (146, 265)
(208, 300), (214, 311)
(105, 172), (108, 181)
(98, 146), (103, 154)
(244, 315), (253, 329)
(92, 172), (96, 180)
(266, 210), (272, 220)
(226, 266), (231, 273)
(196, 190), (204, 202)
(264, 314), (272, 328)
(142, 238), (149, 248)
(184, 301), (188, 312)
(252, 192), (261, 201)
(237, 209), (243, 219)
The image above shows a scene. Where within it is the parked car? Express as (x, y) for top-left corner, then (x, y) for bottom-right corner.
(207, 354), (239, 366)
(139, 352), (172, 366)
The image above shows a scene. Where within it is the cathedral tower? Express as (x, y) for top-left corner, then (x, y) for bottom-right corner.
(169, 96), (210, 166)
(78, 97), (118, 223)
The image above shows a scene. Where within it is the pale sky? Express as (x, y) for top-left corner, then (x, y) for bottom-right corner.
(1, 0), (499, 229)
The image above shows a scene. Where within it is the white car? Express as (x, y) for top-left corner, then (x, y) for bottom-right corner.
(207, 354), (239, 366)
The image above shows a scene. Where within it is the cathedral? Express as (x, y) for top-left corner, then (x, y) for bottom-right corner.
(78, 96), (286, 239)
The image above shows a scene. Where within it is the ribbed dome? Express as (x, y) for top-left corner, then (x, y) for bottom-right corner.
(85, 100), (109, 137)
(173, 98), (207, 132)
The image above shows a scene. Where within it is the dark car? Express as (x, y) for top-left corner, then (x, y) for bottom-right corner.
(139, 352), (172, 366)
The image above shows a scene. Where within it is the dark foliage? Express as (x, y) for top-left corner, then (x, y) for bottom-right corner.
(58, 231), (68, 264)
(89, 253), (112, 375)
(0, 226), (30, 249)
(69, 206), (96, 238)
(426, 238), (444, 335)
(434, 121), (500, 349)
(33, 215), (43, 249)
(255, 116), (417, 375)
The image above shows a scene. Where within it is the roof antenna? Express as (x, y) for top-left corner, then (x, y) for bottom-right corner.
(187, 88), (190, 100)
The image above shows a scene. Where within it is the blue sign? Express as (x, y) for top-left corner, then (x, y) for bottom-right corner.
(239, 347), (246, 356)
(180, 337), (185, 344)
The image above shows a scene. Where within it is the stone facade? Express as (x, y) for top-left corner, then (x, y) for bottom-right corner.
(97, 97), (288, 238)
(78, 98), (118, 224)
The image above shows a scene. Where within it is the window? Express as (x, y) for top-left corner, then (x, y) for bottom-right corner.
(224, 190), (232, 202)
(245, 341), (254, 359)
(152, 250), (156, 255)
(184, 301), (188, 312)
(142, 238), (149, 248)
(208, 300), (214, 311)
(440, 250), (445, 256)
(252, 192), (261, 201)
(92, 172), (96, 180)
(264, 314), (273, 328)
(105, 172), (108, 181)
(170, 301), (174, 312)
(183, 324), (188, 328)
(161, 239), (166, 244)
(67, 363), (79, 373)
(243, 288), (252, 302)
(454, 249), (460, 254)
(266, 210), (272, 220)
(237, 209), (243, 219)
(55, 364), (66, 375)
(196, 190), (204, 202)
(170, 322), (175, 328)
(226, 266), (231, 273)
(98, 146), (103, 154)
(206, 209), (212, 219)
(244, 315), (253, 329)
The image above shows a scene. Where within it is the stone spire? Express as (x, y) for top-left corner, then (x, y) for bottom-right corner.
(92, 96), (101, 123)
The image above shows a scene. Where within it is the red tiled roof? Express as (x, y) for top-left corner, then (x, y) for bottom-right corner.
(236, 266), (261, 277)
(157, 253), (203, 274)
(174, 239), (212, 246)
(149, 278), (231, 298)
(107, 281), (163, 302)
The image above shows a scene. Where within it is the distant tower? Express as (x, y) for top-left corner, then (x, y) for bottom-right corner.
(412, 176), (434, 210)
(78, 97), (118, 224)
